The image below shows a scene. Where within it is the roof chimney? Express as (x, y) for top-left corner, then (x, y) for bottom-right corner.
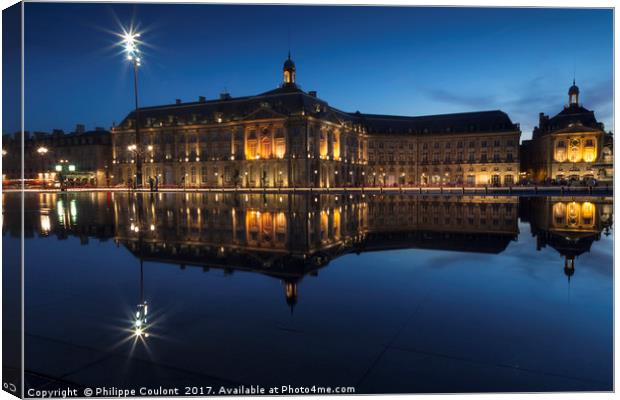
(308, 91), (317, 98)
(198, 96), (206, 103)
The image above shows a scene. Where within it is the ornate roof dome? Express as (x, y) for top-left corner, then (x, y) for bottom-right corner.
(568, 80), (579, 96)
(283, 51), (295, 69)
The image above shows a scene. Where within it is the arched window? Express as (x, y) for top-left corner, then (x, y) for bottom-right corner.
(333, 132), (341, 160)
(261, 212), (273, 242)
(581, 202), (595, 226)
(319, 131), (328, 158)
(552, 202), (566, 226)
(246, 131), (258, 159)
(582, 138), (597, 162)
(567, 139), (581, 162)
(567, 202), (580, 227)
(554, 139), (567, 162)
(261, 135), (272, 158)
(274, 129), (285, 159)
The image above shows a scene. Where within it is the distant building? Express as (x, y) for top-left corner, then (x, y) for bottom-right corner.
(111, 54), (521, 188)
(2, 128), (112, 187)
(520, 81), (613, 184)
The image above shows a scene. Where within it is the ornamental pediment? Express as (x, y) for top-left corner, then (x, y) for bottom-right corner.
(242, 106), (288, 121)
(316, 110), (346, 125)
(551, 124), (602, 135)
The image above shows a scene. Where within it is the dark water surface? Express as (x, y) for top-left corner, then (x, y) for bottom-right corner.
(3, 192), (613, 394)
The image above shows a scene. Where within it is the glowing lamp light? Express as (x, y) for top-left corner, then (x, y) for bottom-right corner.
(68, 165), (76, 172)
(122, 30), (142, 66)
(37, 147), (48, 155)
(55, 165), (62, 172)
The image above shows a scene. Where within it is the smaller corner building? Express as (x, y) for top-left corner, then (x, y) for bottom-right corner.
(521, 81), (614, 184)
(110, 53), (523, 188)
(2, 126), (112, 187)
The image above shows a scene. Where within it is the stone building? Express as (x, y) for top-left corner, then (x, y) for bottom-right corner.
(360, 112), (520, 186)
(112, 53), (367, 189)
(111, 54), (521, 188)
(520, 81), (613, 184)
(2, 127), (112, 187)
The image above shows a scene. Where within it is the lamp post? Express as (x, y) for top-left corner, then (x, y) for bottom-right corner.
(36, 146), (50, 186)
(123, 30), (143, 188)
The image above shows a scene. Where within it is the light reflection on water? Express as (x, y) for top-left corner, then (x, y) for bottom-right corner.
(3, 192), (613, 393)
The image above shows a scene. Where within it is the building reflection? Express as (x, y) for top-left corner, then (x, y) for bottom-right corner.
(3, 192), (115, 243)
(6, 193), (613, 308)
(520, 196), (613, 279)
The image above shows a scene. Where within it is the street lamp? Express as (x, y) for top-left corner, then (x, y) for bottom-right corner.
(36, 146), (48, 155)
(122, 29), (143, 188)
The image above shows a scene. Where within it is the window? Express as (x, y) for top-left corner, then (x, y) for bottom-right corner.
(506, 153), (513, 162)
(480, 153), (488, 163)
(261, 134), (272, 158)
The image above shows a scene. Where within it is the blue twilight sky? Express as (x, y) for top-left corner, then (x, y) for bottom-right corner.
(14, 4), (614, 140)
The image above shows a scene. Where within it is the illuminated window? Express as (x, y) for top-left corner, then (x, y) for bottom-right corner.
(190, 167), (196, 184)
(581, 202), (595, 226)
(261, 136), (272, 158)
(583, 138), (596, 162)
(246, 131), (258, 159)
(320, 132), (328, 158)
(274, 138), (285, 159)
(568, 140), (581, 162)
(333, 132), (340, 159)
(275, 212), (287, 233)
(567, 202), (580, 226)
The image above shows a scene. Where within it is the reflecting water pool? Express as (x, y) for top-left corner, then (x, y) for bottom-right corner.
(3, 192), (613, 394)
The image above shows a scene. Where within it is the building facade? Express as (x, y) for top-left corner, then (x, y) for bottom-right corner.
(2, 127), (112, 187)
(111, 54), (521, 188)
(361, 112), (520, 187)
(520, 81), (613, 184)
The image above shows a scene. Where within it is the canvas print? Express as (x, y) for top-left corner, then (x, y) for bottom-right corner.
(1, 2), (614, 397)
